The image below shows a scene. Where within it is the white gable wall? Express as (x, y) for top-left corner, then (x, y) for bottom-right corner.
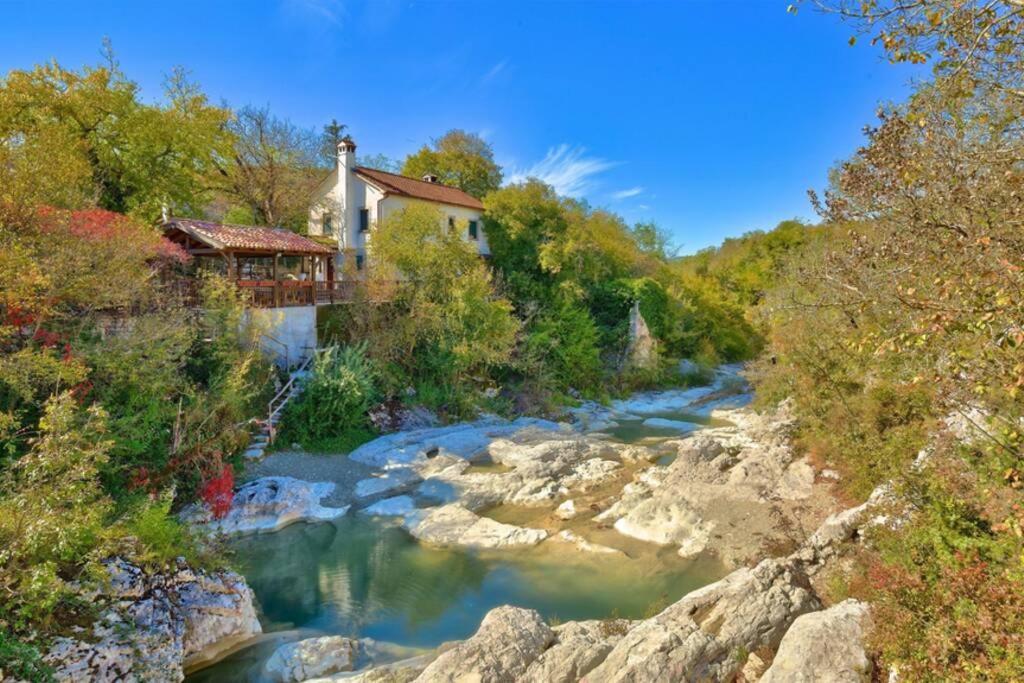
(309, 151), (490, 268)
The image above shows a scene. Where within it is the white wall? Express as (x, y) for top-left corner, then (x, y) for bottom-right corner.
(246, 306), (317, 368)
(309, 156), (492, 271)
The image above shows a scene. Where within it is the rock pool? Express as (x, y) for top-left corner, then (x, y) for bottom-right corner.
(185, 515), (722, 682)
(186, 367), (754, 681)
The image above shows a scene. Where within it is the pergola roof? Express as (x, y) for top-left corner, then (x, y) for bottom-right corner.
(164, 218), (335, 255)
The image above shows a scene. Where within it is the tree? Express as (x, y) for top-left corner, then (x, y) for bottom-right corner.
(402, 130), (503, 198)
(358, 153), (400, 173)
(367, 204), (518, 403)
(319, 118), (347, 167)
(214, 106), (321, 231)
(0, 56), (232, 224)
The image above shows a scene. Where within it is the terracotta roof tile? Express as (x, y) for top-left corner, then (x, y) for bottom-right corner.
(164, 219), (335, 255)
(354, 167), (485, 210)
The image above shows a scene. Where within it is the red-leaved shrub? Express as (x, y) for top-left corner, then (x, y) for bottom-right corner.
(200, 465), (234, 519)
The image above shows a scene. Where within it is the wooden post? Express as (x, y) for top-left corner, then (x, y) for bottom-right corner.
(311, 255), (318, 305)
(273, 253), (280, 307)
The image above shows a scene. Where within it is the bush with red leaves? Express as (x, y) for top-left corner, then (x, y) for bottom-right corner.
(200, 465), (234, 519)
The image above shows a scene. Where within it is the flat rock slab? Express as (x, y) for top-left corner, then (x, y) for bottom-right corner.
(404, 504), (548, 549)
(347, 417), (565, 468)
(354, 468), (421, 499)
(360, 495), (416, 517)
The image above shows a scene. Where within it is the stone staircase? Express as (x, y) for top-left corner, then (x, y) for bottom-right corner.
(243, 358), (313, 460)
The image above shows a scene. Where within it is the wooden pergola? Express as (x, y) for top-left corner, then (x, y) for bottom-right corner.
(163, 218), (358, 307)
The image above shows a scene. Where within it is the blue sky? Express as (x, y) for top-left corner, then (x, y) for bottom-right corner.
(0, 0), (921, 253)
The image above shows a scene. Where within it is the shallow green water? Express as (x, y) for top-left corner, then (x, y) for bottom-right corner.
(187, 516), (722, 682)
(604, 409), (727, 443)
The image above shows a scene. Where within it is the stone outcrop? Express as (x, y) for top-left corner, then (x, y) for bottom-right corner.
(404, 504), (548, 549)
(43, 558), (260, 683)
(595, 401), (827, 566)
(416, 606), (554, 682)
(623, 301), (658, 370)
(759, 599), (872, 682)
(265, 636), (358, 682)
(522, 620), (625, 682)
(585, 557), (819, 682)
(183, 476), (349, 535)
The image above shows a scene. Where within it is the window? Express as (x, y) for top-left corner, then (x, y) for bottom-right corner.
(322, 213), (332, 235)
(468, 220), (479, 240)
(359, 208), (369, 232)
(448, 216), (455, 232)
(356, 254), (365, 271)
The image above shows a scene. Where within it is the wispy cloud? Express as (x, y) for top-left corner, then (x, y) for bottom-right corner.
(611, 186), (644, 200)
(283, 0), (344, 26)
(509, 145), (616, 197)
(481, 59), (509, 85)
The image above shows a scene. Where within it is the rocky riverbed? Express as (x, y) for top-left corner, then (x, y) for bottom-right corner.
(40, 366), (878, 681)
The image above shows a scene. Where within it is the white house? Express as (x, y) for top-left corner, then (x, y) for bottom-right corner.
(308, 137), (489, 272)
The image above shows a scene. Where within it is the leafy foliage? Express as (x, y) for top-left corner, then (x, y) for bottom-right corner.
(0, 630), (53, 682)
(755, 3), (1024, 677)
(281, 344), (380, 448)
(401, 129), (503, 199)
(0, 54), (231, 224)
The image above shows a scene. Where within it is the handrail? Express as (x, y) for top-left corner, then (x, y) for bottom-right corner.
(259, 333), (290, 370)
(265, 353), (313, 444)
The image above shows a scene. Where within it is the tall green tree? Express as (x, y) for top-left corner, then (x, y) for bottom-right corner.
(402, 129), (503, 198)
(0, 55), (232, 224)
(319, 118), (347, 167)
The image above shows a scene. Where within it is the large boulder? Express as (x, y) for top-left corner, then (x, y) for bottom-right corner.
(415, 606), (554, 682)
(585, 557), (819, 682)
(44, 559), (260, 683)
(184, 476), (349, 535)
(759, 599), (872, 682)
(265, 636), (358, 683)
(522, 620), (626, 683)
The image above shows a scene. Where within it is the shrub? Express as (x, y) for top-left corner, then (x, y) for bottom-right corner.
(521, 299), (603, 395)
(0, 631), (53, 683)
(281, 343), (379, 448)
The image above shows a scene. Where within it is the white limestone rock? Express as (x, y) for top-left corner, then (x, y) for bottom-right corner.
(404, 504), (547, 549)
(265, 636), (358, 683)
(183, 477), (349, 536)
(347, 417), (564, 468)
(613, 497), (714, 557)
(355, 468), (421, 499)
(44, 559), (260, 683)
(361, 495), (416, 517)
(522, 620), (625, 683)
(555, 499), (578, 520)
(586, 556), (820, 682)
(554, 530), (627, 557)
(759, 599), (872, 682)
(416, 606), (554, 683)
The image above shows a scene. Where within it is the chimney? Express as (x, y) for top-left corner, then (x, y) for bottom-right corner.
(422, 174), (438, 183)
(338, 136), (357, 169)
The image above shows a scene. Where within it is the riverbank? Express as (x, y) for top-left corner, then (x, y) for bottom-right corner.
(171, 365), (854, 681)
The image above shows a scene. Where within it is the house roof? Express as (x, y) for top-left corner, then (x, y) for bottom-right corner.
(354, 167), (485, 210)
(164, 218), (335, 255)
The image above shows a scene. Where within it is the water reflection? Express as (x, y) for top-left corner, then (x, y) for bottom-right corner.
(188, 515), (721, 682)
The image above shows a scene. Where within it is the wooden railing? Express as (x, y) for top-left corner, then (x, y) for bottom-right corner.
(166, 278), (396, 309)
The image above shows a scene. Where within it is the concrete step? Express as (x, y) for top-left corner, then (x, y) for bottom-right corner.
(243, 447), (265, 460)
